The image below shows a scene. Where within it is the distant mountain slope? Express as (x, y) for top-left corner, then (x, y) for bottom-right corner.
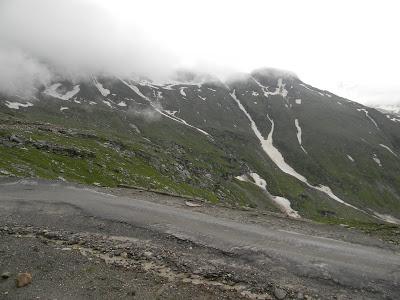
(1, 68), (399, 224)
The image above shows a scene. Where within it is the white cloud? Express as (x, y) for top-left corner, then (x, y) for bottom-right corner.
(0, 0), (177, 94)
(1, 0), (399, 105)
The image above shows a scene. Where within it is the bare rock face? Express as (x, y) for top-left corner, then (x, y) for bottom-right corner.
(16, 273), (32, 288)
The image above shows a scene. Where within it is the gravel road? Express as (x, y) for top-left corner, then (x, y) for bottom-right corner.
(0, 177), (399, 299)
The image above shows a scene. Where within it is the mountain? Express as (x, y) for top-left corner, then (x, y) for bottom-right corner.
(1, 67), (400, 225)
(373, 104), (400, 120)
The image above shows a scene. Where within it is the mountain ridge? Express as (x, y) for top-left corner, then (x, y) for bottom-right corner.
(1, 67), (399, 225)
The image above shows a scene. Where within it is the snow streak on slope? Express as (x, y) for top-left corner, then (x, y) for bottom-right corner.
(161, 111), (212, 137)
(380, 144), (397, 156)
(103, 100), (112, 108)
(294, 119), (307, 154)
(357, 109), (379, 129)
(5, 101), (33, 109)
(251, 77), (288, 98)
(120, 79), (212, 138)
(276, 79), (288, 98)
(230, 90), (360, 210)
(347, 155), (354, 162)
(274, 196), (300, 218)
(388, 116), (400, 123)
(180, 87), (187, 96)
(249, 173), (300, 218)
(44, 83), (80, 100)
(249, 172), (267, 189)
(373, 211), (400, 225)
(230, 90), (306, 182)
(235, 175), (248, 182)
(373, 157), (382, 167)
(93, 77), (110, 97)
(236, 173), (300, 218)
(299, 83), (315, 93)
(120, 79), (148, 99)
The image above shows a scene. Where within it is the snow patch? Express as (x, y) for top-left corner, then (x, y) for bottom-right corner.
(117, 102), (127, 107)
(373, 157), (382, 166)
(180, 87), (187, 96)
(294, 119), (302, 144)
(389, 117), (400, 123)
(198, 95), (206, 101)
(92, 77), (110, 97)
(380, 144), (397, 156)
(237, 172), (300, 218)
(156, 91), (163, 99)
(161, 110), (212, 137)
(120, 79), (148, 99)
(337, 102), (342, 106)
(252, 91), (259, 96)
(235, 175), (248, 182)
(5, 101), (33, 109)
(347, 155), (354, 162)
(249, 173), (267, 190)
(164, 110), (178, 117)
(295, 119), (307, 154)
(103, 101), (112, 108)
(373, 211), (400, 225)
(274, 196), (300, 218)
(251, 77), (288, 98)
(277, 78), (288, 98)
(60, 107), (69, 112)
(299, 83), (315, 92)
(89, 101), (97, 105)
(295, 99), (301, 104)
(44, 83), (80, 100)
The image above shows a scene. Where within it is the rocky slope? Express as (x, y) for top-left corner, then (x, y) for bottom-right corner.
(1, 67), (399, 224)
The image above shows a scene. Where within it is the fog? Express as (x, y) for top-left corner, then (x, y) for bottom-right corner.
(1, 0), (399, 106)
(0, 0), (177, 94)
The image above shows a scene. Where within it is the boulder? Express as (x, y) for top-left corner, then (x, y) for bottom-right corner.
(16, 273), (32, 288)
(274, 288), (287, 299)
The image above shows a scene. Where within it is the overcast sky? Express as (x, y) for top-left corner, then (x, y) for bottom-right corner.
(1, 0), (399, 105)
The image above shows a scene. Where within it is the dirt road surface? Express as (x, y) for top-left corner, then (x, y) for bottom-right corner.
(0, 178), (399, 299)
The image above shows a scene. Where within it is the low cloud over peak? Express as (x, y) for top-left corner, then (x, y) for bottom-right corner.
(0, 0), (177, 94)
(1, 0), (400, 106)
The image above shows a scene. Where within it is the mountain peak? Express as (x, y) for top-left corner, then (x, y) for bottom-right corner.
(172, 69), (220, 85)
(251, 67), (300, 81)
